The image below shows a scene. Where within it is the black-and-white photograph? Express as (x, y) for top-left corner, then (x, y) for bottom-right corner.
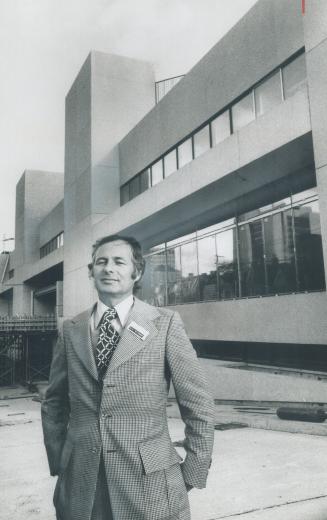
(1, 1), (327, 519)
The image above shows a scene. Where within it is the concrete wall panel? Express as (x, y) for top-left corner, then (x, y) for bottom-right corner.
(171, 292), (327, 345)
(39, 200), (64, 246)
(119, 0), (304, 183)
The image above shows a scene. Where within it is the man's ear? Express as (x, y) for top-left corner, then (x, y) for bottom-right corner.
(88, 263), (93, 279)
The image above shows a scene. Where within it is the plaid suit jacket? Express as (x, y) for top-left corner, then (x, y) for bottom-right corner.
(41, 298), (214, 520)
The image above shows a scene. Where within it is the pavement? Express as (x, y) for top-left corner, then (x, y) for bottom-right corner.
(1, 385), (327, 520)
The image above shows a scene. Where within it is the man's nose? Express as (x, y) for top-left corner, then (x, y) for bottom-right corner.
(103, 261), (114, 272)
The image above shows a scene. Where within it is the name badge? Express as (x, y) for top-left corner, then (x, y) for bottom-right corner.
(127, 321), (149, 341)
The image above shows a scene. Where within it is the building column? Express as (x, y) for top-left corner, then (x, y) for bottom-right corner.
(303, 2), (327, 281)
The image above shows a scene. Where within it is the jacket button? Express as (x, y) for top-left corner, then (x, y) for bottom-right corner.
(90, 447), (98, 454)
(101, 412), (112, 418)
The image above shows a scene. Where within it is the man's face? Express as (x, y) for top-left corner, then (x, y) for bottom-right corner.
(90, 240), (139, 303)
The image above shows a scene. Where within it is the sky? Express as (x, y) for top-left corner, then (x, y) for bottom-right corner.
(0, 0), (258, 247)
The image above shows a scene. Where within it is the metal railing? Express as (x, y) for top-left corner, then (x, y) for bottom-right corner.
(0, 315), (57, 332)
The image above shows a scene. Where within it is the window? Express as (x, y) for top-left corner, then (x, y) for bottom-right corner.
(180, 241), (199, 302)
(198, 236), (217, 301)
(193, 125), (210, 158)
(255, 71), (283, 117)
(40, 232), (64, 259)
(141, 251), (167, 306)
(164, 150), (177, 178)
(121, 184), (129, 205)
(263, 210), (296, 294)
(232, 92), (255, 131)
(238, 220), (266, 297)
(282, 53), (307, 99)
(293, 200), (325, 291)
(151, 160), (163, 186)
(216, 229), (239, 299)
(140, 169), (150, 193)
(130, 176), (140, 200)
(177, 138), (193, 168)
(167, 247), (182, 305)
(211, 111), (230, 146)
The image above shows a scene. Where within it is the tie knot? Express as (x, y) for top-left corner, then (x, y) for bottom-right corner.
(102, 307), (118, 323)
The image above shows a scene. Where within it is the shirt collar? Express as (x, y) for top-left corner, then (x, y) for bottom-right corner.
(94, 294), (134, 329)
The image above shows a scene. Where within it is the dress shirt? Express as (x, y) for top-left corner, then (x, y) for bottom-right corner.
(91, 294), (134, 335)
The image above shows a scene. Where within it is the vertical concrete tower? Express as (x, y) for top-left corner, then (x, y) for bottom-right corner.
(303, 2), (327, 277)
(64, 52), (155, 316)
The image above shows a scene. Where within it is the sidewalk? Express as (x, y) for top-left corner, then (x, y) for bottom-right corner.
(1, 388), (327, 520)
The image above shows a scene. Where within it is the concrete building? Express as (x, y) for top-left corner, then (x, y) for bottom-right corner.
(1, 0), (327, 390)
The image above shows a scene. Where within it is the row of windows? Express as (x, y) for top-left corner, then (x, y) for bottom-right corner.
(121, 51), (307, 206)
(40, 232), (64, 259)
(141, 187), (325, 307)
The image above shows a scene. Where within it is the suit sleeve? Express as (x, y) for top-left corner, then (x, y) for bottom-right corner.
(165, 311), (215, 489)
(41, 322), (70, 476)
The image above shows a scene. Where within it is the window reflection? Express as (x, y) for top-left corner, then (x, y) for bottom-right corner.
(180, 242), (199, 302)
(178, 138), (193, 168)
(151, 160), (163, 186)
(216, 229), (239, 299)
(142, 187), (325, 306)
(198, 236), (217, 301)
(142, 251), (167, 306)
(164, 150), (177, 178)
(294, 201), (325, 291)
(140, 169), (150, 193)
(263, 210), (296, 294)
(193, 125), (210, 159)
(232, 92), (255, 131)
(255, 71), (283, 117)
(211, 111), (230, 146)
(238, 220), (266, 297)
(167, 247), (182, 305)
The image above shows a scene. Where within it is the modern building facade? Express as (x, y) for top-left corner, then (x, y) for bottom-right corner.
(1, 0), (327, 382)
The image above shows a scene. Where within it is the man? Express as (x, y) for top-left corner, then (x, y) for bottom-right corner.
(41, 234), (214, 520)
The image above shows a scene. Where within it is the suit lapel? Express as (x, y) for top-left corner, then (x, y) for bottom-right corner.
(105, 298), (160, 376)
(70, 307), (99, 381)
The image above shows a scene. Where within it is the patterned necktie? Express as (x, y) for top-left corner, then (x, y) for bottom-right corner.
(96, 308), (120, 377)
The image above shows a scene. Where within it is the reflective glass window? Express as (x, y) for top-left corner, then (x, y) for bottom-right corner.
(141, 251), (167, 306)
(292, 187), (317, 204)
(198, 236), (217, 301)
(167, 247), (182, 305)
(164, 150), (177, 178)
(263, 210), (296, 294)
(216, 229), (239, 299)
(121, 184), (129, 205)
(178, 138), (193, 168)
(166, 232), (196, 248)
(293, 201), (325, 291)
(238, 220), (266, 297)
(211, 111), (230, 146)
(151, 160), (164, 186)
(239, 196), (291, 222)
(193, 125), (210, 158)
(255, 71), (283, 117)
(129, 176), (140, 199)
(140, 169), (150, 193)
(180, 241), (199, 302)
(197, 218), (235, 238)
(282, 53), (307, 99)
(232, 92), (255, 131)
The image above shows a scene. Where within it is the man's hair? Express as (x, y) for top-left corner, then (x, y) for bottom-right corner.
(88, 235), (146, 284)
